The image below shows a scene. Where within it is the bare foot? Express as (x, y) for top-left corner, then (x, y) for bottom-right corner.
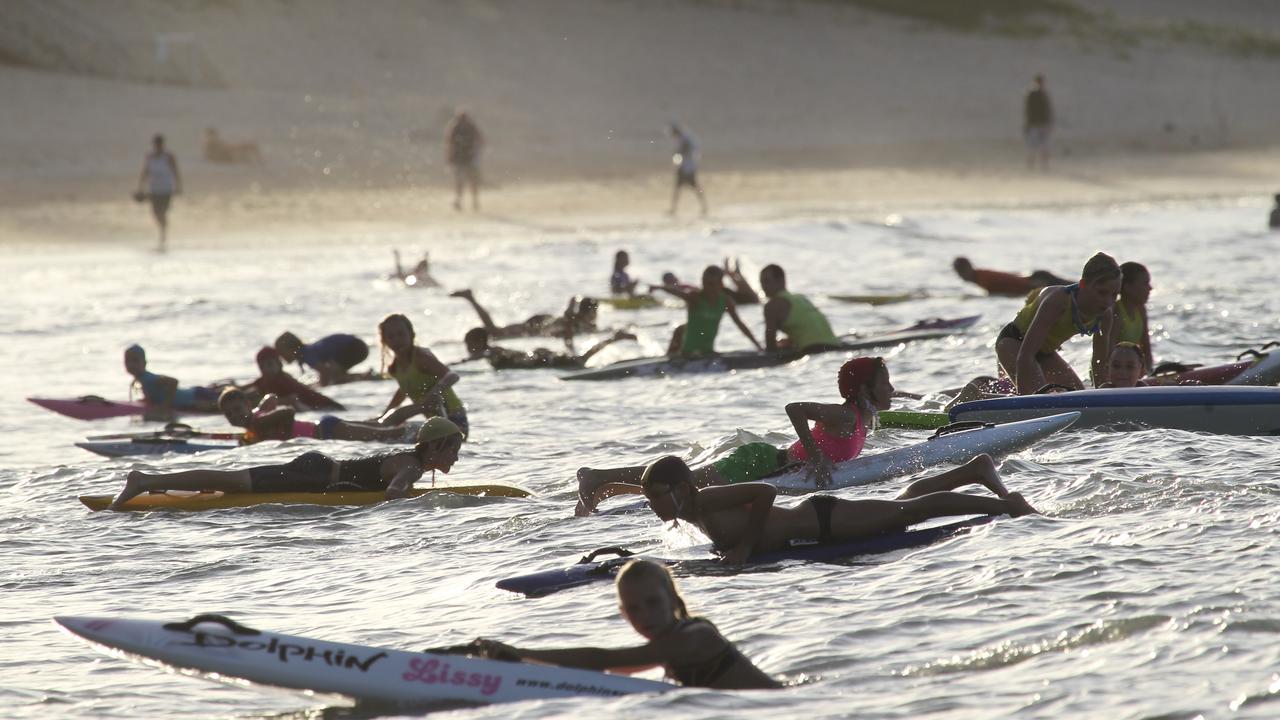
(574, 467), (599, 517)
(448, 288), (473, 299)
(1004, 491), (1039, 518)
(107, 470), (148, 510)
(966, 454), (1009, 497)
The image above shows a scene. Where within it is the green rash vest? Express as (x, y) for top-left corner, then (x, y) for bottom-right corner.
(681, 292), (727, 356)
(777, 291), (838, 350)
(391, 349), (463, 413)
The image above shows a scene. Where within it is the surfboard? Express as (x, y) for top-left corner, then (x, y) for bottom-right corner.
(562, 315), (980, 381)
(949, 386), (1280, 435)
(76, 438), (239, 458)
(497, 516), (997, 598)
(765, 412), (1078, 493)
(1142, 351), (1280, 387)
(1226, 351), (1280, 386)
(28, 396), (219, 421)
(29, 396), (149, 421)
(54, 615), (672, 706)
(878, 410), (949, 430)
(828, 292), (928, 306)
(598, 295), (664, 310)
(80, 484), (531, 512)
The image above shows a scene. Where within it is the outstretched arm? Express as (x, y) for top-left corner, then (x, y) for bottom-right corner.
(725, 299), (762, 351)
(577, 331), (636, 365)
(652, 283), (697, 303)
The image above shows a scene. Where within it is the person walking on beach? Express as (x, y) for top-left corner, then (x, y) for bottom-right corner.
(669, 123), (708, 217)
(445, 111), (482, 211)
(137, 134), (181, 249)
(1023, 74), (1053, 171)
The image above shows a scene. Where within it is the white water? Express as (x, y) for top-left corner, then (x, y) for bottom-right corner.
(4, 200), (1280, 718)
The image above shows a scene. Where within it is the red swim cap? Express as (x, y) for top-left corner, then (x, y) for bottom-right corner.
(838, 357), (882, 401)
(256, 346), (280, 366)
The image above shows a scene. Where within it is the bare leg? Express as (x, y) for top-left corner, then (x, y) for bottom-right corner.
(896, 454), (1009, 499)
(468, 166), (480, 211)
(449, 289), (499, 333)
(669, 184), (680, 216)
(331, 420), (405, 442)
(827, 490), (1037, 541)
(452, 167), (463, 210)
(693, 182), (708, 217)
(109, 468), (253, 509)
(995, 337), (1021, 380)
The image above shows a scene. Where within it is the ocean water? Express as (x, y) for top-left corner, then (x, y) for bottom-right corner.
(3, 199), (1279, 719)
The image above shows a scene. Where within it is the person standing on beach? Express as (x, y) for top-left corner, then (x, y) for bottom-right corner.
(669, 123), (708, 217)
(1269, 193), (1280, 229)
(1023, 74), (1053, 171)
(445, 111), (482, 211)
(137, 134), (181, 249)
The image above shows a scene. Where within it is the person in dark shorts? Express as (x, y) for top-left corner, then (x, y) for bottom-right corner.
(445, 111), (483, 211)
(136, 134), (182, 250)
(106, 417), (464, 509)
(668, 123), (708, 217)
(274, 332), (370, 385)
(1024, 74), (1053, 171)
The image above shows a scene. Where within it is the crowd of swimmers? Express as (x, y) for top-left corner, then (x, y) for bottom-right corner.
(106, 246), (1183, 690)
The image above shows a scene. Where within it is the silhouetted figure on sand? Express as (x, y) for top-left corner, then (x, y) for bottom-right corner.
(445, 111), (483, 211)
(669, 123), (708, 217)
(1270, 193), (1280, 229)
(1024, 74), (1053, 171)
(136, 134), (182, 250)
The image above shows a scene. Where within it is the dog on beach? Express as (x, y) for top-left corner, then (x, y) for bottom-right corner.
(204, 128), (262, 164)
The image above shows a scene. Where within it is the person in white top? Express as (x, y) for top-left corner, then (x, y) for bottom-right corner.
(137, 134), (182, 249)
(669, 123), (708, 217)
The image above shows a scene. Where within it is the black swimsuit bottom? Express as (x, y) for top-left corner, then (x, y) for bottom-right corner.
(809, 495), (837, 543)
(997, 322), (1054, 360)
(247, 451), (335, 493)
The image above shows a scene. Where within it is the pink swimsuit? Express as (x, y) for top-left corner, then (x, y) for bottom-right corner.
(788, 406), (866, 463)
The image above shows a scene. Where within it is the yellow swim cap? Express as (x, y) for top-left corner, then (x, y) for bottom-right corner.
(416, 417), (461, 444)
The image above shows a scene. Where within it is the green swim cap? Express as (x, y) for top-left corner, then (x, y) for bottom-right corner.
(417, 417), (461, 444)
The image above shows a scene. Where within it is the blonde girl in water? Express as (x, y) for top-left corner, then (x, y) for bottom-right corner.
(995, 251), (1122, 394)
(377, 313), (468, 438)
(474, 559), (779, 689)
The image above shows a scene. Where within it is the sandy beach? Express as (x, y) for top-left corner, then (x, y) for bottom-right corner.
(4, 0), (1280, 247)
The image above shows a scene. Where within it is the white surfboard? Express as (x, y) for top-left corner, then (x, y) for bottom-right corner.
(54, 615), (673, 707)
(950, 386), (1280, 435)
(768, 412), (1079, 493)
